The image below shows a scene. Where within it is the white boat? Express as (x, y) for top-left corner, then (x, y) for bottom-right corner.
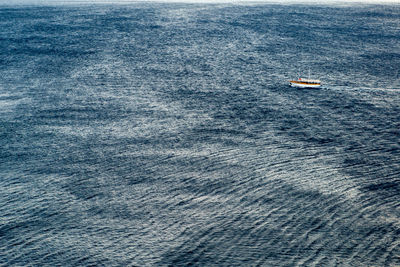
(289, 78), (322, 88)
(289, 69), (322, 88)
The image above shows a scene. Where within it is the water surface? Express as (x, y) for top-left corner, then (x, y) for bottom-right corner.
(1, 3), (400, 266)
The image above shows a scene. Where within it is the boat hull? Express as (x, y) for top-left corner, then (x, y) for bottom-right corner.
(289, 81), (321, 88)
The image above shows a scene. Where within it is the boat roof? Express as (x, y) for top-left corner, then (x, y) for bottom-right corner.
(299, 78), (321, 83)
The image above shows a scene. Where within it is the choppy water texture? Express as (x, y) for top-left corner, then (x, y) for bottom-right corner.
(1, 3), (400, 266)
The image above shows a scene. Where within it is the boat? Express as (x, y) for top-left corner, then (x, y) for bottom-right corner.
(289, 78), (322, 88)
(289, 69), (322, 88)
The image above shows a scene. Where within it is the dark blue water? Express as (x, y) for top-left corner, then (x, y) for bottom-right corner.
(1, 3), (400, 266)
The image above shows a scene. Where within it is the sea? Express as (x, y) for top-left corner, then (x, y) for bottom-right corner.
(1, 2), (400, 266)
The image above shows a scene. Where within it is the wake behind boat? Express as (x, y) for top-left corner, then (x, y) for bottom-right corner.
(289, 78), (322, 88)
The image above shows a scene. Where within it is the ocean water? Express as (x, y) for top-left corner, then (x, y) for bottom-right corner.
(1, 3), (400, 266)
